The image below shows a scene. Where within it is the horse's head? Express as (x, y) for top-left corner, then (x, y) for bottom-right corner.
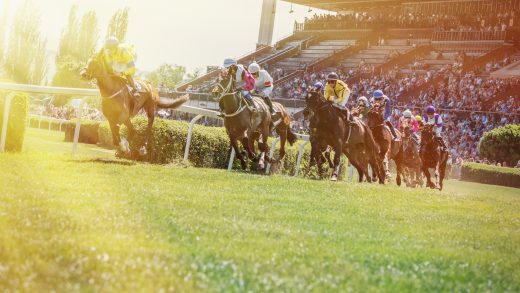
(80, 53), (106, 81)
(305, 89), (325, 111)
(422, 124), (435, 145)
(211, 73), (234, 100)
(367, 105), (384, 128)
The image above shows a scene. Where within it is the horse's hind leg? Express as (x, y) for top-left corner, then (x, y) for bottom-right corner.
(142, 102), (156, 157)
(231, 138), (247, 170)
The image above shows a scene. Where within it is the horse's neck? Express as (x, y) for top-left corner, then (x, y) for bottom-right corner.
(96, 76), (124, 97)
(222, 93), (242, 114)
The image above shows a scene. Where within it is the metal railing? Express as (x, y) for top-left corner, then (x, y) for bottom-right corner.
(432, 30), (507, 41)
(0, 82), (311, 176)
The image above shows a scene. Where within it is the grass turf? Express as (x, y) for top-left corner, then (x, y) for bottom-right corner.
(0, 128), (518, 291)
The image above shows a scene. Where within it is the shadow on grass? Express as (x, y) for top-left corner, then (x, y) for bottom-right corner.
(71, 158), (137, 166)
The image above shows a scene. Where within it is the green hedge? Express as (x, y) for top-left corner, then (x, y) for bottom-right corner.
(460, 162), (520, 188)
(478, 124), (520, 167)
(0, 93), (28, 152)
(63, 120), (100, 144)
(98, 116), (346, 178)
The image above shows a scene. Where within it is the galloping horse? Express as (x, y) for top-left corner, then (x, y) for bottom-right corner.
(212, 76), (296, 170)
(420, 124), (448, 190)
(400, 120), (423, 187)
(367, 105), (404, 185)
(305, 91), (384, 183)
(80, 53), (188, 157)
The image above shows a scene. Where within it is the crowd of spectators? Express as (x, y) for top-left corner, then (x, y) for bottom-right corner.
(32, 104), (103, 121)
(302, 11), (517, 32)
(272, 55), (519, 164)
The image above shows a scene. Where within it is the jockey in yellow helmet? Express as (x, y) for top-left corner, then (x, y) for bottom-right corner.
(324, 72), (351, 108)
(102, 36), (140, 98)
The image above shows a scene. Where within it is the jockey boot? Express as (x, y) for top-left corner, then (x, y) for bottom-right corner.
(262, 96), (276, 116)
(244, 96), (257, 113)
(436, 137), (447, 151)
(126, 75), (141, 99)
(386, 121), (400, 141)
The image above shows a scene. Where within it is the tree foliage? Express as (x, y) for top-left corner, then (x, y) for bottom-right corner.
(478, 124), (520, 167)
(148, 63), (186, 89)
(106, 7), (130, 42)
(52, 6), (98, 88)
(4, 0), (48, 84)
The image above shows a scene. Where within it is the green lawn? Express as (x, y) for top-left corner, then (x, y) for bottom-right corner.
(0, 128), (518, 292)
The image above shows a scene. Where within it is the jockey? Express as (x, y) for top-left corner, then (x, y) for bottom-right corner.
(248, 62), (275, 115)
(324, 72), (351, 108)
(312, 82), (324, 94)
(399, 109), (420, 144)
(222, 58), (257, 112)
(415, 115), (424, 130)
(423, 106), (447, 150)
(356, 96), (370, 118)
(371, 89), (399, 141)
(102, 36), (140, 98)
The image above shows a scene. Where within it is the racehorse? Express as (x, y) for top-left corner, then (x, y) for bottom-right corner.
(367, 105), (404, 185)
(420, 124), (448, 190)
(212, 76), (296, 170)
(305, 90), (384, 183)
(80, 53), (188, 157)
(400, 120), (423, 187)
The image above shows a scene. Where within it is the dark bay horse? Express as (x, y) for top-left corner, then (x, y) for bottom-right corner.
(420, 124), (448, 190)
(400, 121), (423, 187)
(80, 53), (188, 156)
(212, 76), (296, 170)
(367, 105), (404, 185)
(305, 91), (384, 183)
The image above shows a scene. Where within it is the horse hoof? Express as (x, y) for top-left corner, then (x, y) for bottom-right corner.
(330, 175), (338, 182)
(240, 162), (247, 170)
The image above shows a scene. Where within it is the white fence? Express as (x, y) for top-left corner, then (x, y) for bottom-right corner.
(0, 82), (310, 176)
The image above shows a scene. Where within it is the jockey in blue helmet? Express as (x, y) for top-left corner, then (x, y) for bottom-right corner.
(371, 90), (399, 141)
(222, 58), (257, 112)
(422, 105), (447, 150)
(312, 82), (324, 93)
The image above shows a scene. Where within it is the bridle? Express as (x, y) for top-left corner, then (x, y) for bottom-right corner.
(214, 77), (247, 118)
(83, 57), (126, 100)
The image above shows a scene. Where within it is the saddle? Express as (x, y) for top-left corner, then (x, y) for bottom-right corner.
(331, 104), (352, 122)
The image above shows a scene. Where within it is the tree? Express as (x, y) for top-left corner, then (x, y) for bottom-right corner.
(148, 63), (186, 89)
(0, 0), (11, 66)
(106, 7), (129, 42)
(479, 124), (520, 167)
(52, 7), (98, 88)
(4, 0), (48, 84)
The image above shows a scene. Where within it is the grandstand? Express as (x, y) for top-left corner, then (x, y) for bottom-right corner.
(173, 0), (520, 165)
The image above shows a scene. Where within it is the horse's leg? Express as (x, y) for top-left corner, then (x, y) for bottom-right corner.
(330, 141), (343, 182)
(259, 124), (272, 165)
(109, 120), (126, 153)
(422, 165), (434, 189)
(242, 131), (257, 163)
(438, 154), (447, 191)
(231, 136), (247, 170)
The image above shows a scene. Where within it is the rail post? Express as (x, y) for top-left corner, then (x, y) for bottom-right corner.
(294, 140), (309, 177)
(228, 148), (236, 171)
(183, 114), (204, 161)
(265, 136), (280, 174)
(71, 99), (84, 156)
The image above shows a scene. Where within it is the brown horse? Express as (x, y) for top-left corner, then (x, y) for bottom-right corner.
(420, 124), (448, 190)
(400, 121), (423, 187)
(80, 53), (188, 157)
(305, 91), (385, 183)
(212, 76), (296, 170)
(367, 105), (404, 185)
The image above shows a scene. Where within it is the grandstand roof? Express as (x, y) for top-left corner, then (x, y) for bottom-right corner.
(285, 0), (431, 11)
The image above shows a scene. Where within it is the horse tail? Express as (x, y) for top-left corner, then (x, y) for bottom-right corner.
(157, 94), (189, 109)
(286, 126), (297, 146)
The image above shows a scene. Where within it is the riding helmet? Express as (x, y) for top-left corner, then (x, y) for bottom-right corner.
(327, 72), (339, 80)
(426, 105), (436, 114)
(248, 62), (261, 74)
(105, 36), (119, 50)
(403, 109), (412, 118)
(373, 90), (384, 99)
(223, 58), (237, 68)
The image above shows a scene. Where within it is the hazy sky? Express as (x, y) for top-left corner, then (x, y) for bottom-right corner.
(3, 0), (332, 74)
